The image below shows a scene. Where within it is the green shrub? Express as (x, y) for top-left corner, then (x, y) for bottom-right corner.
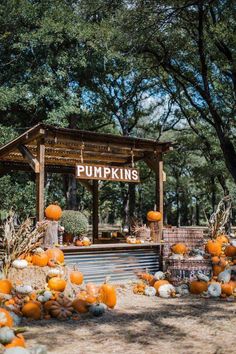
(60, 210), (88, 236)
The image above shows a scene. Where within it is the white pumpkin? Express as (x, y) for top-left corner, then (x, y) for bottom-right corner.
(230, 240), (236, 247)
(218, 269), (231, 283)
(33, 247), (44, 254)
(4, 348), (31, 354)
(144, 286), (156, 296)
(37, 295), (45, 303)
(169, 254), (184, 260)
(197, 272), (210, 282)
(43, 291), (53, 301)
(29, 345), (48, 354)
(158, 284), (176, 298)
(12, 259), (28, 269)
(208, 283), (221, 297)
(176, 284), (189, 296)
(15, 285), (33, 295)
(47, 268), (63, 278)
(0, 326), (15, 344)
(153, 271), (165, 280)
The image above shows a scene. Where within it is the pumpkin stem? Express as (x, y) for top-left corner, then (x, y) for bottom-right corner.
(104, 276), (111, 284)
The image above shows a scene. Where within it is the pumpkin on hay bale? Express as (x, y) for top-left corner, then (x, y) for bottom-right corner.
(45, 203), (62, 221)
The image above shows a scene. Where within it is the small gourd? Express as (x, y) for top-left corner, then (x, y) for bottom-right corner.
(0, 326), (15, 344)
(12, 260), (28, 269)
(89, 303), (106, 317)
(153, 271), (165, 281)
(144, 286), (156, 297)
(158, 284), (176, 298)
(208, 283), (221, 297)
(15, 285), (33, 295)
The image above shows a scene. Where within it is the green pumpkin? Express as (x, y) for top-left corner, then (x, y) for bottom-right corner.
(89, 303), (106, 317)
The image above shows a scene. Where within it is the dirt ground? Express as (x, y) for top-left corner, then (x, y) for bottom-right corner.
(24, 285), (236, 354)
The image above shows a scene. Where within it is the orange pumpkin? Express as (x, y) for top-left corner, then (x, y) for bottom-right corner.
(45, 204), (62, 221)
(0, 308), (13, 327)
(205, 240), (222, 256)
(32, 252), (49, 267)
(46, 248), (64, 263)
(0, 279), (12, 294)
(22, 301), (41, 320)
(216, 234), (229, 245)
(147, 211), (162, 222)
(25, 254), (32, 263)
(137, 272), (154, 284)
(70, 271), (84, 285)
(72, 298), (89, 313)
(153, 280), (169, 292)
(224, 245), (236, 257)
(171, 243), (187, 254)
(221, 283), (234, 296)
(99, 282), (117, 308)
(5, 334), (26, 348)
(213, 264), (225, 276)
(189, 280), (208, 294)
(211, 256), (220, 264)
(48, 277), (67, 292)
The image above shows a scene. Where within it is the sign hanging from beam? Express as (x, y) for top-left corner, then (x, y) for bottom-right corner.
(76, 163), (140, 183)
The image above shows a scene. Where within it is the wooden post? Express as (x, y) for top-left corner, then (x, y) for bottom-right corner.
(36, 142), (45, 221)
(155, 155), (164, 241)
(92, 180), (99, 243)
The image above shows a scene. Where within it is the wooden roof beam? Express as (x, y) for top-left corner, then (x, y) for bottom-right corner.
(18, 145), (40, 173)
(0, 124), (45, 158)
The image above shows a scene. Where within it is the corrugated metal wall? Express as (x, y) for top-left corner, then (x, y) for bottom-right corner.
(64, 246), (161, 283)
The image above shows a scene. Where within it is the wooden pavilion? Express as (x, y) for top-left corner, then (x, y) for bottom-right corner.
(0, 124), (172, 281)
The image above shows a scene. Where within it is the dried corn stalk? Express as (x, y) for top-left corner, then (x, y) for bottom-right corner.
(207, 196), (232, 239)
(0, 213), (48, 276)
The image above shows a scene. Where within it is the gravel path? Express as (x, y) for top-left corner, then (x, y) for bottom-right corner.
(25, 286), (236, 354)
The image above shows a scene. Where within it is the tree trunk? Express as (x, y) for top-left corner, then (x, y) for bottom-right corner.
(128, 183), (136, 222)
(211, 177), (216, 212)
(196, 198), (200, 226)
(63, 175), (78, 210)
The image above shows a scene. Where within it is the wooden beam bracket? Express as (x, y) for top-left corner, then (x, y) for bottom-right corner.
(18, 144), (40, 173)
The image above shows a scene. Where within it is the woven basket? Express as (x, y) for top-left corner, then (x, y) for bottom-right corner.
(167, 259), (212, 285)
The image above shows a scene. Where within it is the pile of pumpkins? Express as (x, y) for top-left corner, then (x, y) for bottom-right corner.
(190, 234), (236, 298)
(133, 234), (236, 299)
(133, 271), (176, 298)
(0, 248), (117, 351)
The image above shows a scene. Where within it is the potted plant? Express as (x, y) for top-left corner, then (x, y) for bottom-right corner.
(60, 210), (88, 244)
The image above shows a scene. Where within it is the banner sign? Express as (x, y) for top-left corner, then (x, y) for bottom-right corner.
(76, 163), (140, 183)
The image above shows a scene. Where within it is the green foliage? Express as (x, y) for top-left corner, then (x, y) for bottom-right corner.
(60, 210), (88, 236)
(0, 0), (235, 226)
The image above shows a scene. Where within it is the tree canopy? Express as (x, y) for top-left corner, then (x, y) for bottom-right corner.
(0, 0), (235, 225)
